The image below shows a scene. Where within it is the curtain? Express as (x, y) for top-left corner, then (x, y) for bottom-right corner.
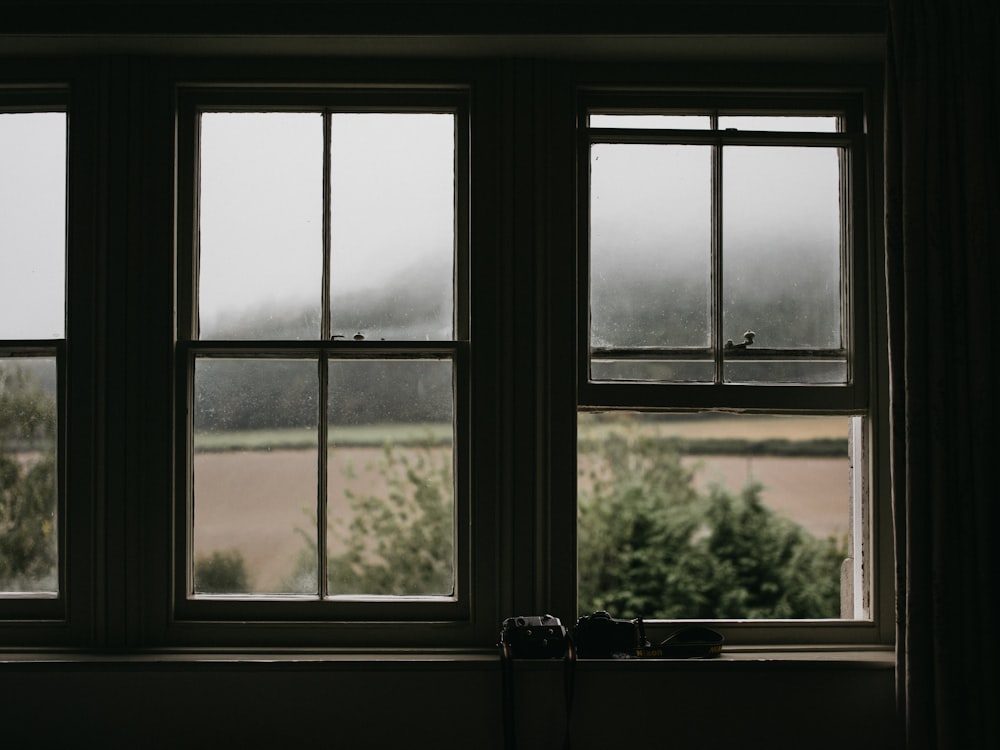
(885, 1), (1000, 748)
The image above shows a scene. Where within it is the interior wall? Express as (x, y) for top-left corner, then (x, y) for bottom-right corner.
(3, 660), (896, 749)
(0, 5), (897, 748)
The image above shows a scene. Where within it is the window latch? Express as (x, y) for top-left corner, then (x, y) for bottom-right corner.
(725, 330), (756, 350)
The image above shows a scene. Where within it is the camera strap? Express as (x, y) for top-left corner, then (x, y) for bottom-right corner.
(499, 639), (576, 750)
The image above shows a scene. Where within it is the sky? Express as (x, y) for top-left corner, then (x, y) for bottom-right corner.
(198, 112), (455, 337)
(0, 112), (66, 340)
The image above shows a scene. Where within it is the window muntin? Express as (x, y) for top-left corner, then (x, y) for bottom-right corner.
(578, 98), (870, 624)
(0, 110), (65, 597)
(181, 96), (466, 610)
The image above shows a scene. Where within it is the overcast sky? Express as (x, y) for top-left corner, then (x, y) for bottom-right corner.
(198, 112), (455, 336)
(0, 112), (66, 340)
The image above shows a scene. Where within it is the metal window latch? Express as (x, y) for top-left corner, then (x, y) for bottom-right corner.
(725, 330), (756, 350)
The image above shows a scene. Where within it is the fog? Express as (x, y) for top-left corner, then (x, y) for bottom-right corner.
(0, 113), (66, 340)
(1, 110), (842, 352)
(198, 112), (454, 340)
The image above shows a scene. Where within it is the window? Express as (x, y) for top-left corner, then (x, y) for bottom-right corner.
(0, 74), (98, 644)
(0, 104), (65, 599)
(0, 56), (889, 651)
(169, 81), (497, 644)
(573, 91), (880, 639)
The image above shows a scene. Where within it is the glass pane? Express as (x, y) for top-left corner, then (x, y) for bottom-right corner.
(198, 113), (323, 340)
(0, 358), (58, 593)
(0, 113), (66, 340)
(722, 146), (843, 381)
(590, 114), (711, 129)
(578, 412), (860, 620)
(725, 359), (847, 385)
(718, 116), (839, 132)
(590, 144), (712, 360)
(330, 114), (455, 341)
(193, 358), (318, 595)
(327, 359), (454, 597)
(591, 358), (713, 383)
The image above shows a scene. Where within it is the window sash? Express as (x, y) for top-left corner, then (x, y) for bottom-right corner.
(578, 94), (870, 409)
(174, 88), (473, 623)
(0, 101), (67, 607)
(566, 88), (879, 638)
(177, 90), (471, 346)
(0, 75), (99, 643)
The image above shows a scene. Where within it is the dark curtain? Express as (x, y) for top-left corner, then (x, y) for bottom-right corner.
(885, 1), (1000, 747)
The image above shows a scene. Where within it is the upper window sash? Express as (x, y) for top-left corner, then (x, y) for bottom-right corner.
(177, 90), (470, 347)
(577, 94), (870, 412)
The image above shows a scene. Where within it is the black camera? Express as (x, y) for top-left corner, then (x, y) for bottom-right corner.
(499, 614), (569, 659)
(573, 611), (648, 658)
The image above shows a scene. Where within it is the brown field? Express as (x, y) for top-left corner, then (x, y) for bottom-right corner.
(193, 446), (850, 592)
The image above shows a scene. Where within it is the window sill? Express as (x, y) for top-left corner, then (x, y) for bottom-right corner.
(0, 646), (894, 671)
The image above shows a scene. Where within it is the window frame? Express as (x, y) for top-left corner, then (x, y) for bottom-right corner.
(0, 71), (100, 646)
(0, 55), (891, 653)
(143, 60), (506, 649)
(540, 63), (891, 647)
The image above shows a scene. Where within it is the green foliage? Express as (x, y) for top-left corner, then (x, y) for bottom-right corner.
(287, 443), (454, 596)
(284, 428), (844, 619)
(578, 431), (707, 619)
(0, 366), (58, 591)
(578, 429), (846, 619)
(0, 366), (56, 449)
(577, 433), (847, 458)
(194, 548), (253, 594)
(193, 423), (454, 453)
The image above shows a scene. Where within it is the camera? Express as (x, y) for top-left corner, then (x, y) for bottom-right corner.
(573, 611), (648, 658)
(499, 614), (569, 659)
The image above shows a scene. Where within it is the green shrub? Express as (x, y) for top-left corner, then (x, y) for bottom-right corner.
(286, 442), (454, 596)
(0, 367), (58, 592)
(282, 428), (845, 619)
(578, 429), (846, 619)
(194, 548), (252, 593)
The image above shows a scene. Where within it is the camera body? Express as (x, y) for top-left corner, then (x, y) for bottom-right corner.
(499, 614), (569, 659)
(573, 611), (647, 658)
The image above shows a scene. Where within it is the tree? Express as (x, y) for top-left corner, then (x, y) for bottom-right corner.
(577, 430), (709, 619)
(0, 366), (58, 591)
(283, 425), (844, 618)
(694, 482), (844, 619)
(577, 428), (846, 619)
(286, 442), (454, 596)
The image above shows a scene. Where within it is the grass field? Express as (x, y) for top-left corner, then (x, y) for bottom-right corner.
(194, 423), (453, 452)
(192, 415), (855, 591)
(196, 414), (849, 453)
